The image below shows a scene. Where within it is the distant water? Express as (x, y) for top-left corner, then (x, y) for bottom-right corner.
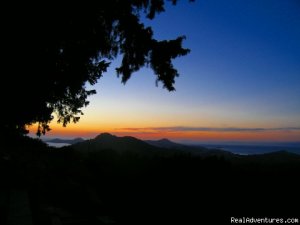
(45, 140), (300, 155)
(46, 142), (71, 148)
(199, 144), (300, 155)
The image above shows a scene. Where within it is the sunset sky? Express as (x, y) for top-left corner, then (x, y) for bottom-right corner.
(30, 0), (300, 143)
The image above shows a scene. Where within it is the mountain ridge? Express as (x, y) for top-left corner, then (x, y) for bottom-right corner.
(46, 137), (85, 144)
(72, 133), (163, 155)
(145, 138), (186, 149)
(71, 133), (234, 157)
(45, 133), (300, 158)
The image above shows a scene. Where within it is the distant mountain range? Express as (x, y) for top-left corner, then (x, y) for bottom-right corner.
(46, 137), (85, 145)
(72, 133), (159, 155)
(145, 138), (235, 156)
(69, 133), (234, 157)
(145, 138), (188, 149)
(45, 133), (300, 161)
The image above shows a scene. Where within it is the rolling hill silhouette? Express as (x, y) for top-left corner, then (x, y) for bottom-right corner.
(71, 133), (235, 157)
(71, 133), (300, 160)
(46, 137), (85, 144)
(72, 133), (163, 155)
(146, 138), (187, 149)
(146, 138), (236, 157)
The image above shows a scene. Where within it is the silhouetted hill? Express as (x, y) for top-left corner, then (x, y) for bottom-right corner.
(146, 138), (187, 149)
(243, 150), (300, 164)
(72, 133), (234, 157)
(46, 137), (85, 144)
(72, 133), (163, 155)
(146, 138), (234, 157)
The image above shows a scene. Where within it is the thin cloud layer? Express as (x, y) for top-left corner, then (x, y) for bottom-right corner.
(118, 126), (300, 132)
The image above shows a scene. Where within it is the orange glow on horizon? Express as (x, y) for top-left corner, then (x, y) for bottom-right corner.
(28, 123), (300, 142)
(112, 130), (300, 142)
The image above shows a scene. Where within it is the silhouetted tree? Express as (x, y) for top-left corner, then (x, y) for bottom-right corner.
(2, 1), (192, 136)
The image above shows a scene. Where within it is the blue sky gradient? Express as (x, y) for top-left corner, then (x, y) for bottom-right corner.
(35, 0), (300, 142)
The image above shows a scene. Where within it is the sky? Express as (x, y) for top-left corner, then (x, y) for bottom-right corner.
(30, 0), (300, 143)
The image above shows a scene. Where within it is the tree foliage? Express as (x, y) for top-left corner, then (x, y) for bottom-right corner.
(2, 1), (191, 135)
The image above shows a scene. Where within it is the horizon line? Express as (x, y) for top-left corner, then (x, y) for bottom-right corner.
(31, 132), (300, 144)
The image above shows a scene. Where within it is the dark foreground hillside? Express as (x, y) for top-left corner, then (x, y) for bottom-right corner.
(1, 134), (300, 225)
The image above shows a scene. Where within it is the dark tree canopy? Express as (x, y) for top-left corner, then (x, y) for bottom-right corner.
(2, 0), (191, 136)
